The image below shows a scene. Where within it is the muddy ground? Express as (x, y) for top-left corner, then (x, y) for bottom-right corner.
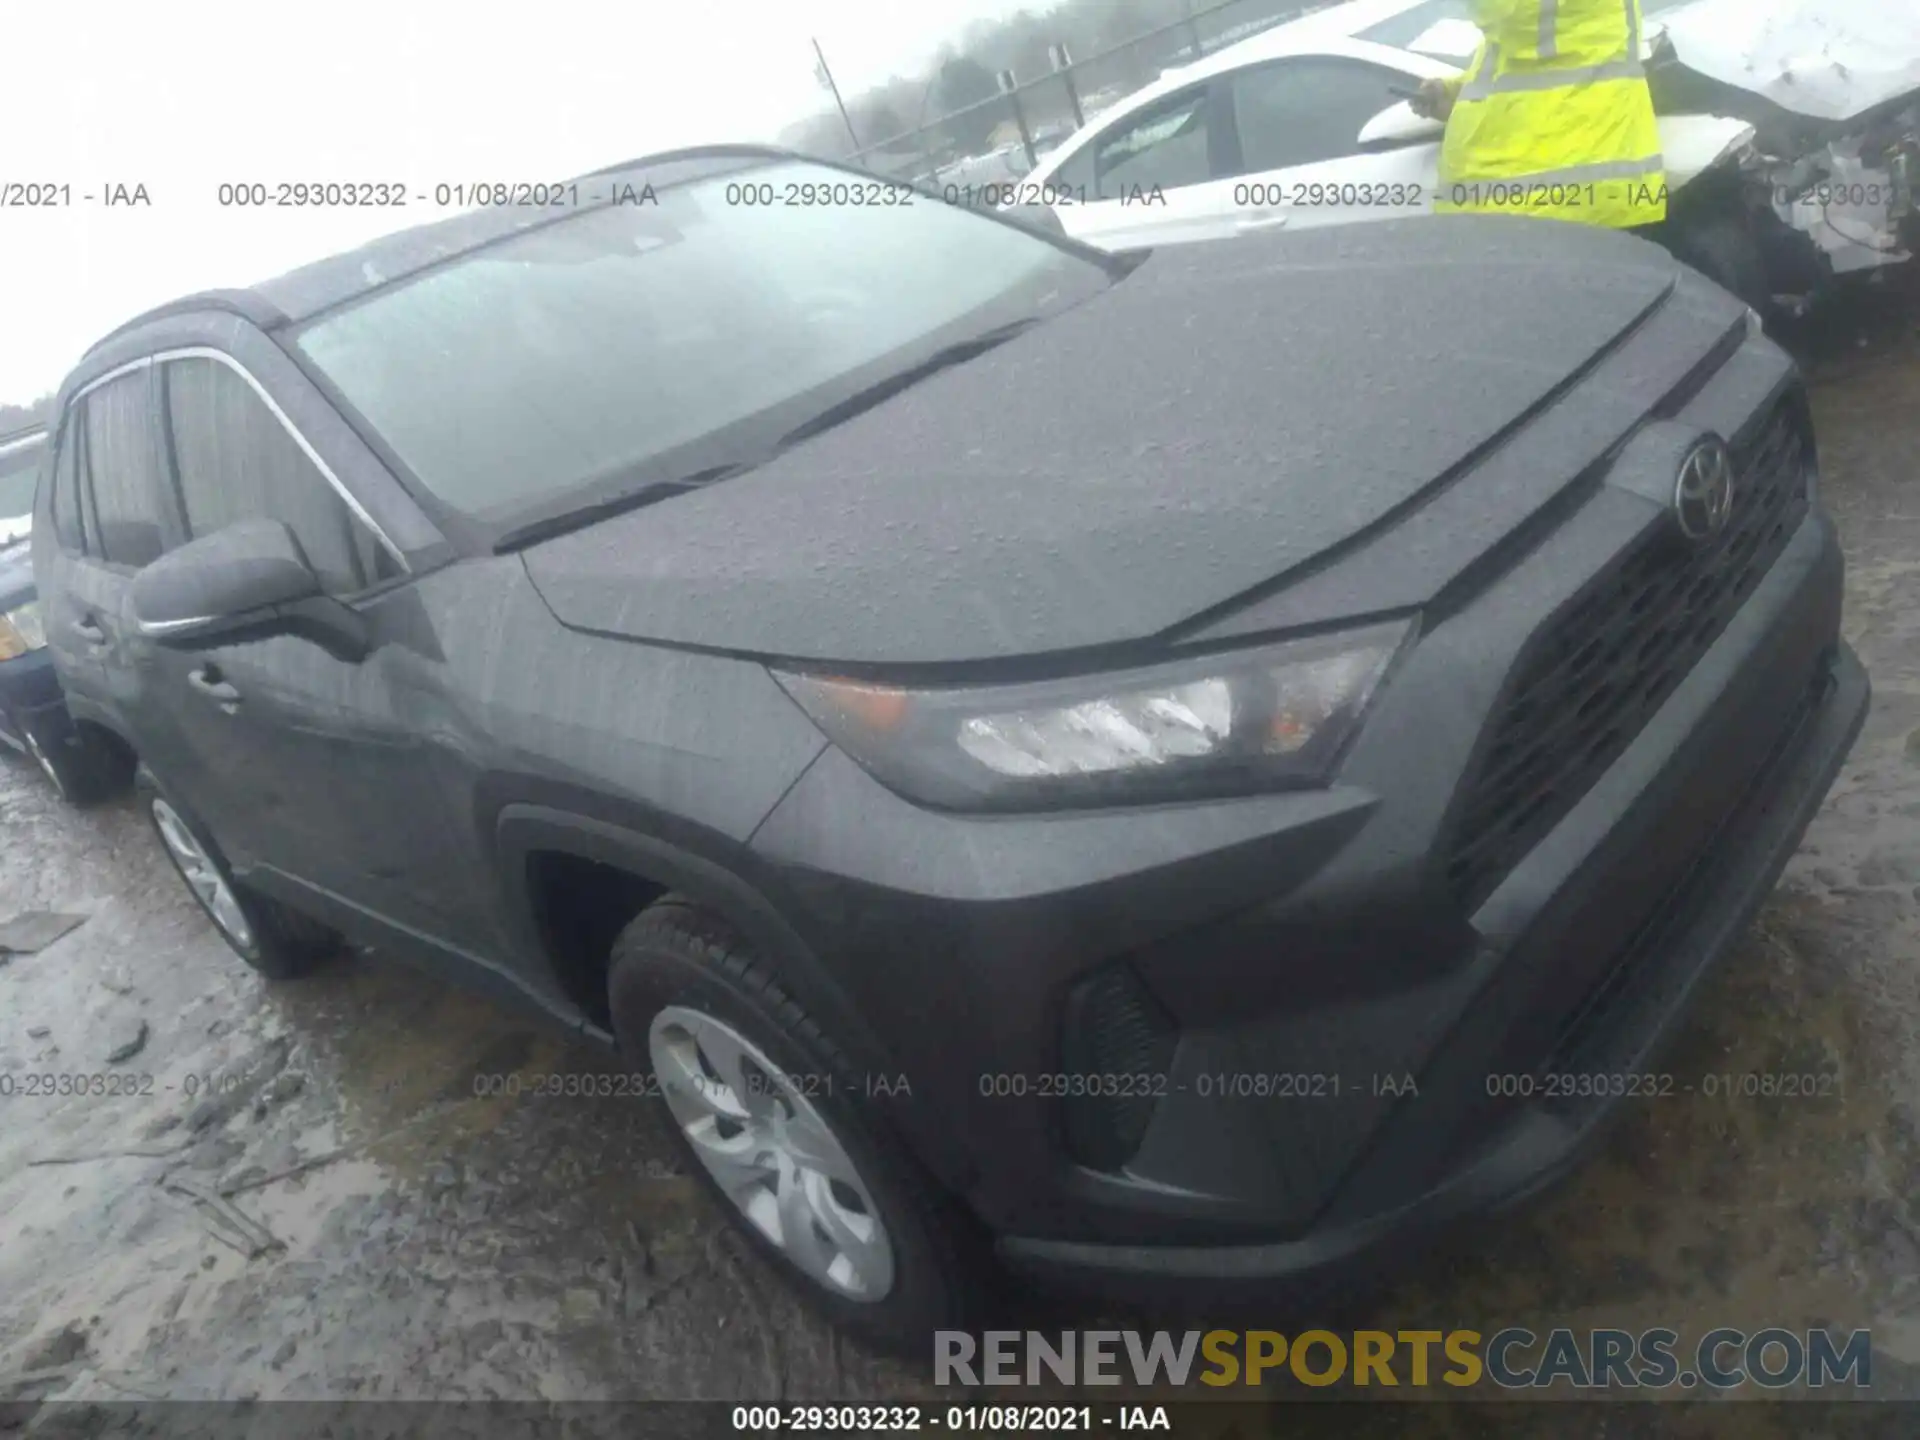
(3, 275), (1920, 1432)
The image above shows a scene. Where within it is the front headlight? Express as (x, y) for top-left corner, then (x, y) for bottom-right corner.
(776, 618), (1413, 810)
(0, 601), (45, 661)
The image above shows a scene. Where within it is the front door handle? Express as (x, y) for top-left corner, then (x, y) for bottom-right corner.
(188, 665), (241, 707)
(72, 614), (107, 644)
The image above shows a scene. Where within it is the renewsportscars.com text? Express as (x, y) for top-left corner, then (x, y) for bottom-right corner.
(935, 1328), (1872, 1391)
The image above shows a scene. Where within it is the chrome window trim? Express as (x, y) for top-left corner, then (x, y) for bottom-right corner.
(66, 347), (409, 574)
(66, 353), (155, 398)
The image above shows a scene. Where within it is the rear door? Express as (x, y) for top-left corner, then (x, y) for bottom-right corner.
(38, 368), (174, 746)
(36, 411), (105, 698)
(1218, 56), (1440, 232)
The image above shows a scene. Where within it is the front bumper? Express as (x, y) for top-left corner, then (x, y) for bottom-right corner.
(748, 369), (1865, 1296)
(997, 637), (1866, 1302)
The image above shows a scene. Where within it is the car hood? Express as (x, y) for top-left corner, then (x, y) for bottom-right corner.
(1654, 0), (1918, 123)
(524, 218), (1685, 668)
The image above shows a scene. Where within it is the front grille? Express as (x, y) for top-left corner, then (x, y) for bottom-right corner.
(1058, 962), (1178, 1173)
(1445, 399), (1811, 910)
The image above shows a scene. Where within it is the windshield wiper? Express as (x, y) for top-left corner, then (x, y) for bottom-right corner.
(775, 319), (1039, 450)
(494, 319), (1039, 553)
(493, 460), (754, 552)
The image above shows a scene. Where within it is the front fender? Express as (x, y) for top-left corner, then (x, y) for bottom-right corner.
(491, 802), (978, 1190)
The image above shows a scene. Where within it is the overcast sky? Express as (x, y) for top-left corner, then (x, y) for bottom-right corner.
(0, 0), (1038, 405)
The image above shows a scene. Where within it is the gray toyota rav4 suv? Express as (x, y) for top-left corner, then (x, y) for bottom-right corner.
(34, 145), (1867, 1352)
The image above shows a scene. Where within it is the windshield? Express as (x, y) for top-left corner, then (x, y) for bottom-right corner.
(1358, 0), (1697, 51)
(294, 159), (1105, 524)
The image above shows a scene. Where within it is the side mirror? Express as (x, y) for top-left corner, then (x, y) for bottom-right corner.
(132, 519), (318, 640)
(130, 519), (370, 660)
(1358, 101), (1445, 150)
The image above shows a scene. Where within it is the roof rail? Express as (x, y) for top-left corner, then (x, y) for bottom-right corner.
(83, 288), (290, 357)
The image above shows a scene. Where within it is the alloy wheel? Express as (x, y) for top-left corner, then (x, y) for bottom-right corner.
(151, 798), (255, 952)
(648, 1005), (895, 1301)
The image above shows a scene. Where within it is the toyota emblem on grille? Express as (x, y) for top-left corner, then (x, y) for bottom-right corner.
(1673, 439), (1735, 543)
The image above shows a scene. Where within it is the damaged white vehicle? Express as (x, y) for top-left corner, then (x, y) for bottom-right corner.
(1652, 0), (1919, 303)
(1015, 0), (1919, 314)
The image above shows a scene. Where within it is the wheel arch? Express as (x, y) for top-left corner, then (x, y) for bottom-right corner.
(495, 803), (973, 1187)
(59, 693), (143, 767)
(496, 805), (894, 1077)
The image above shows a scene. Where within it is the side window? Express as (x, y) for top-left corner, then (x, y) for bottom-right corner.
(49, 418), (85, 552)
(1090, 88), (1215, 198)
(1227, 60), (1414, 173)
(80, 372), (165, 568)
(161, 357), (397, 596)
(1050, 140), (1097, 195)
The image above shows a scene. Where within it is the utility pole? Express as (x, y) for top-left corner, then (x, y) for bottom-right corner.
(812, 38), (862, 157)
(1051, 42), (1082, 130)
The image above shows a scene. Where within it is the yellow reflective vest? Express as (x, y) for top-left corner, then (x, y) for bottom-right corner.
(1435, 0), (1666, 228)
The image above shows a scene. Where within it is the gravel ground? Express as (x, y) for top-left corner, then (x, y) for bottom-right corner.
(2, 274), (1919, 1435)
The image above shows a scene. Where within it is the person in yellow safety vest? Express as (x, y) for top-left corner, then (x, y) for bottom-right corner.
(1411, 0), (1667, 231)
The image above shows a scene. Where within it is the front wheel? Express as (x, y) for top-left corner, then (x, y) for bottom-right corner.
(608, 896), (990, 1353)
(141, 772), (339, 980)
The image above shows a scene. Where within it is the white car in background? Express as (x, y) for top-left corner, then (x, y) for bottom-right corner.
(1017, 0), (1919, 311)
(0, 428), (40, 547)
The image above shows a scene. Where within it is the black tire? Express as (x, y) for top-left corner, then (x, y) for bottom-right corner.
(19, 718), (132, 806)
(1664, 213), (1774, 317)
(137, 767), (340, 980)
(608, 895), (991, 1354)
